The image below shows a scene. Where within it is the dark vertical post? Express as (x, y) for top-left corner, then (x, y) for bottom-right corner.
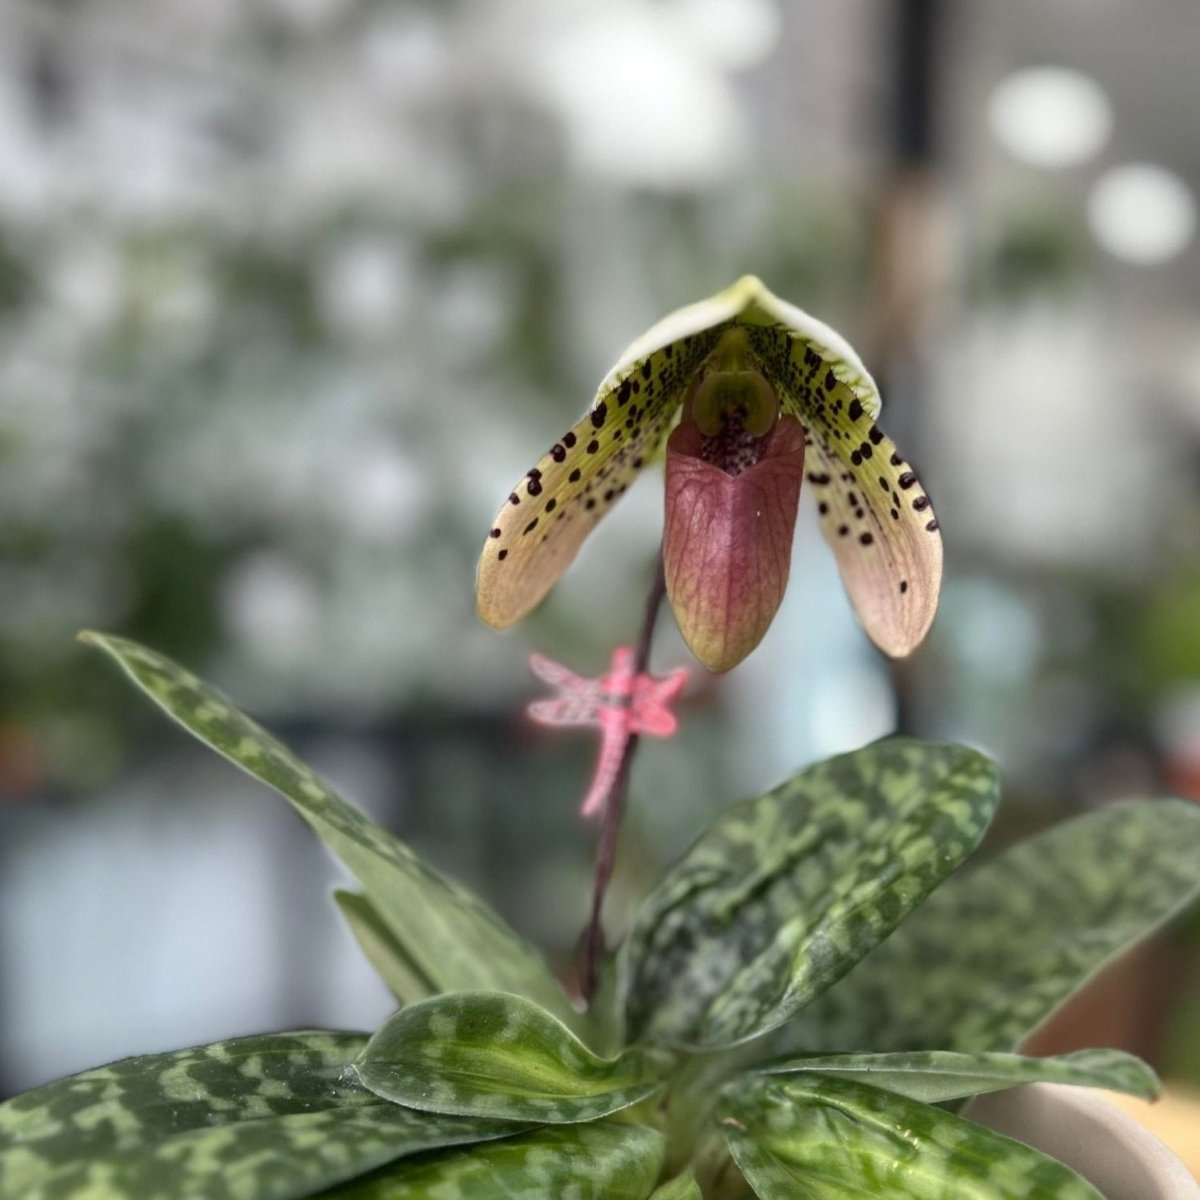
(874, 0), (945, 732)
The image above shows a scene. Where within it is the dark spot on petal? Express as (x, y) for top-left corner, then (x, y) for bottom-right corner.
(825, 370), (838, 392)
(890, 451), (903, 466)
(890, 508), (899, 520)
(860, 442), (873, 459)
(899, 579), (908, 594)
(850, 450), (862, 466)
(848, 397), (863, 419)
(913, 495), (930, 511)
(818, 501), (829, 515)
(898, 472), (917, 490)
(545, 498), (557, 513)
(838, 524), (850, 537)
(868, 426), (884, 445)
(926, 518), (940, 532)
(859, 532), (874, 546)
(878, 476), (889, 490)
(603, 489), (615, 502)
(641, 359), (652, 379)
(551, 444), (566, 463)
(498, 549), (508, 561)
(587, 439), (600, 454)
(489, 528), (501, 538)
(618, 380), (632, 406)
(528, 479), (543, 497)
(523, 519), (538, 535)
(563, 431), (577, 448)
(632, 456), (644, 469)
(568, 468), (582, 483)
(591, 403), (607, 429)
(509, 493), (520, 506)
(585, 498), (596, 511)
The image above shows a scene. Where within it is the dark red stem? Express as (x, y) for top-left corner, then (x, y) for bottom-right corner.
(581, 553), (668, 1001)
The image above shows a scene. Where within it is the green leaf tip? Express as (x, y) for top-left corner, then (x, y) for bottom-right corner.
(357, 991), (669, 1124)
(81, 632), (581, 1031)
(622, 736), (1000, 1048)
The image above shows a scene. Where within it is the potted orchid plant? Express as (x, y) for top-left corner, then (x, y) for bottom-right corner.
(2, 278), (1199, 1200)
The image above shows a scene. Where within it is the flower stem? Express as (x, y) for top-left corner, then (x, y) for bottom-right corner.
(581, 552), (668, 1001)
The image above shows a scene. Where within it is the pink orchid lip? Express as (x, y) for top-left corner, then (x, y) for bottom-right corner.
(663, 415), (807, 673)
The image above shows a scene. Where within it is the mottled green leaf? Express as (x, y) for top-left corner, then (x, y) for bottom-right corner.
(316, 1122), (664, 1199)
(621, 738), (998, 1048)
(82, 633), (579, 1030)
(720, 1075), (1102, 1199)
(0, 1031), (525, 1200)
(357, 992), (668, 1124)
(780, 798), (1200, 1055)
(748, 1047), (1159, 1103)
(334, 890), (434, 1004)
(648, 1171), (702, 1199)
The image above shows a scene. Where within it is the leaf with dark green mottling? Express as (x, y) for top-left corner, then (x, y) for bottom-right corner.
(748, 1047), (1159, 1103)
(334, 890), (434, 1004)
(82, 632), (579, 1030)
(621, 738), (999, 1048)
(357, 992), (668, 1124)
(720, 1075), (1102, 1199)
(315, 1122), (665, 1199)
(0, 1031), (525, 1200)
(779, 799), (1200, 1055)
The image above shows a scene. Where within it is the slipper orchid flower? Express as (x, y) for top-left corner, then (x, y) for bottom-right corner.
(477, 276), (941, 672)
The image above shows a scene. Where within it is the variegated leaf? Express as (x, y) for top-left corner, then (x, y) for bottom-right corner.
(82, 633), (579, 1031)
(748, 1047), (1159, 1104)
(333, 890), (435, 1005)
(0, 1031), (524, 1200)
(779, 798), (1200, 1055)
(720, 1075), (1102, 1199)
(621, 738), (999, 1048)
(356, 992), (668, 1124)
(317, 1121), (665, 1200)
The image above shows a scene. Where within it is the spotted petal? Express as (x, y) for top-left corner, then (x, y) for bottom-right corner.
(477, 336), (719, 629)
(732, 296), (941, 658)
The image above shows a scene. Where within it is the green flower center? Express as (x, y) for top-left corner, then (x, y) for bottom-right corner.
(688, 328), (778, 439)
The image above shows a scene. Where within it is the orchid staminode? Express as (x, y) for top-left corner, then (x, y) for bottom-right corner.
(528, 647), (687, 818)
(478, 276), (942, 672)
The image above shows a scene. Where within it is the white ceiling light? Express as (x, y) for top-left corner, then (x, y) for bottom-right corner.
(988, 67), (1112, 168)
(1088, 164), (1197, 265)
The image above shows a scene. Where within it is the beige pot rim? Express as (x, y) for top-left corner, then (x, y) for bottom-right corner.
(966, 1082), (1198, 1200)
